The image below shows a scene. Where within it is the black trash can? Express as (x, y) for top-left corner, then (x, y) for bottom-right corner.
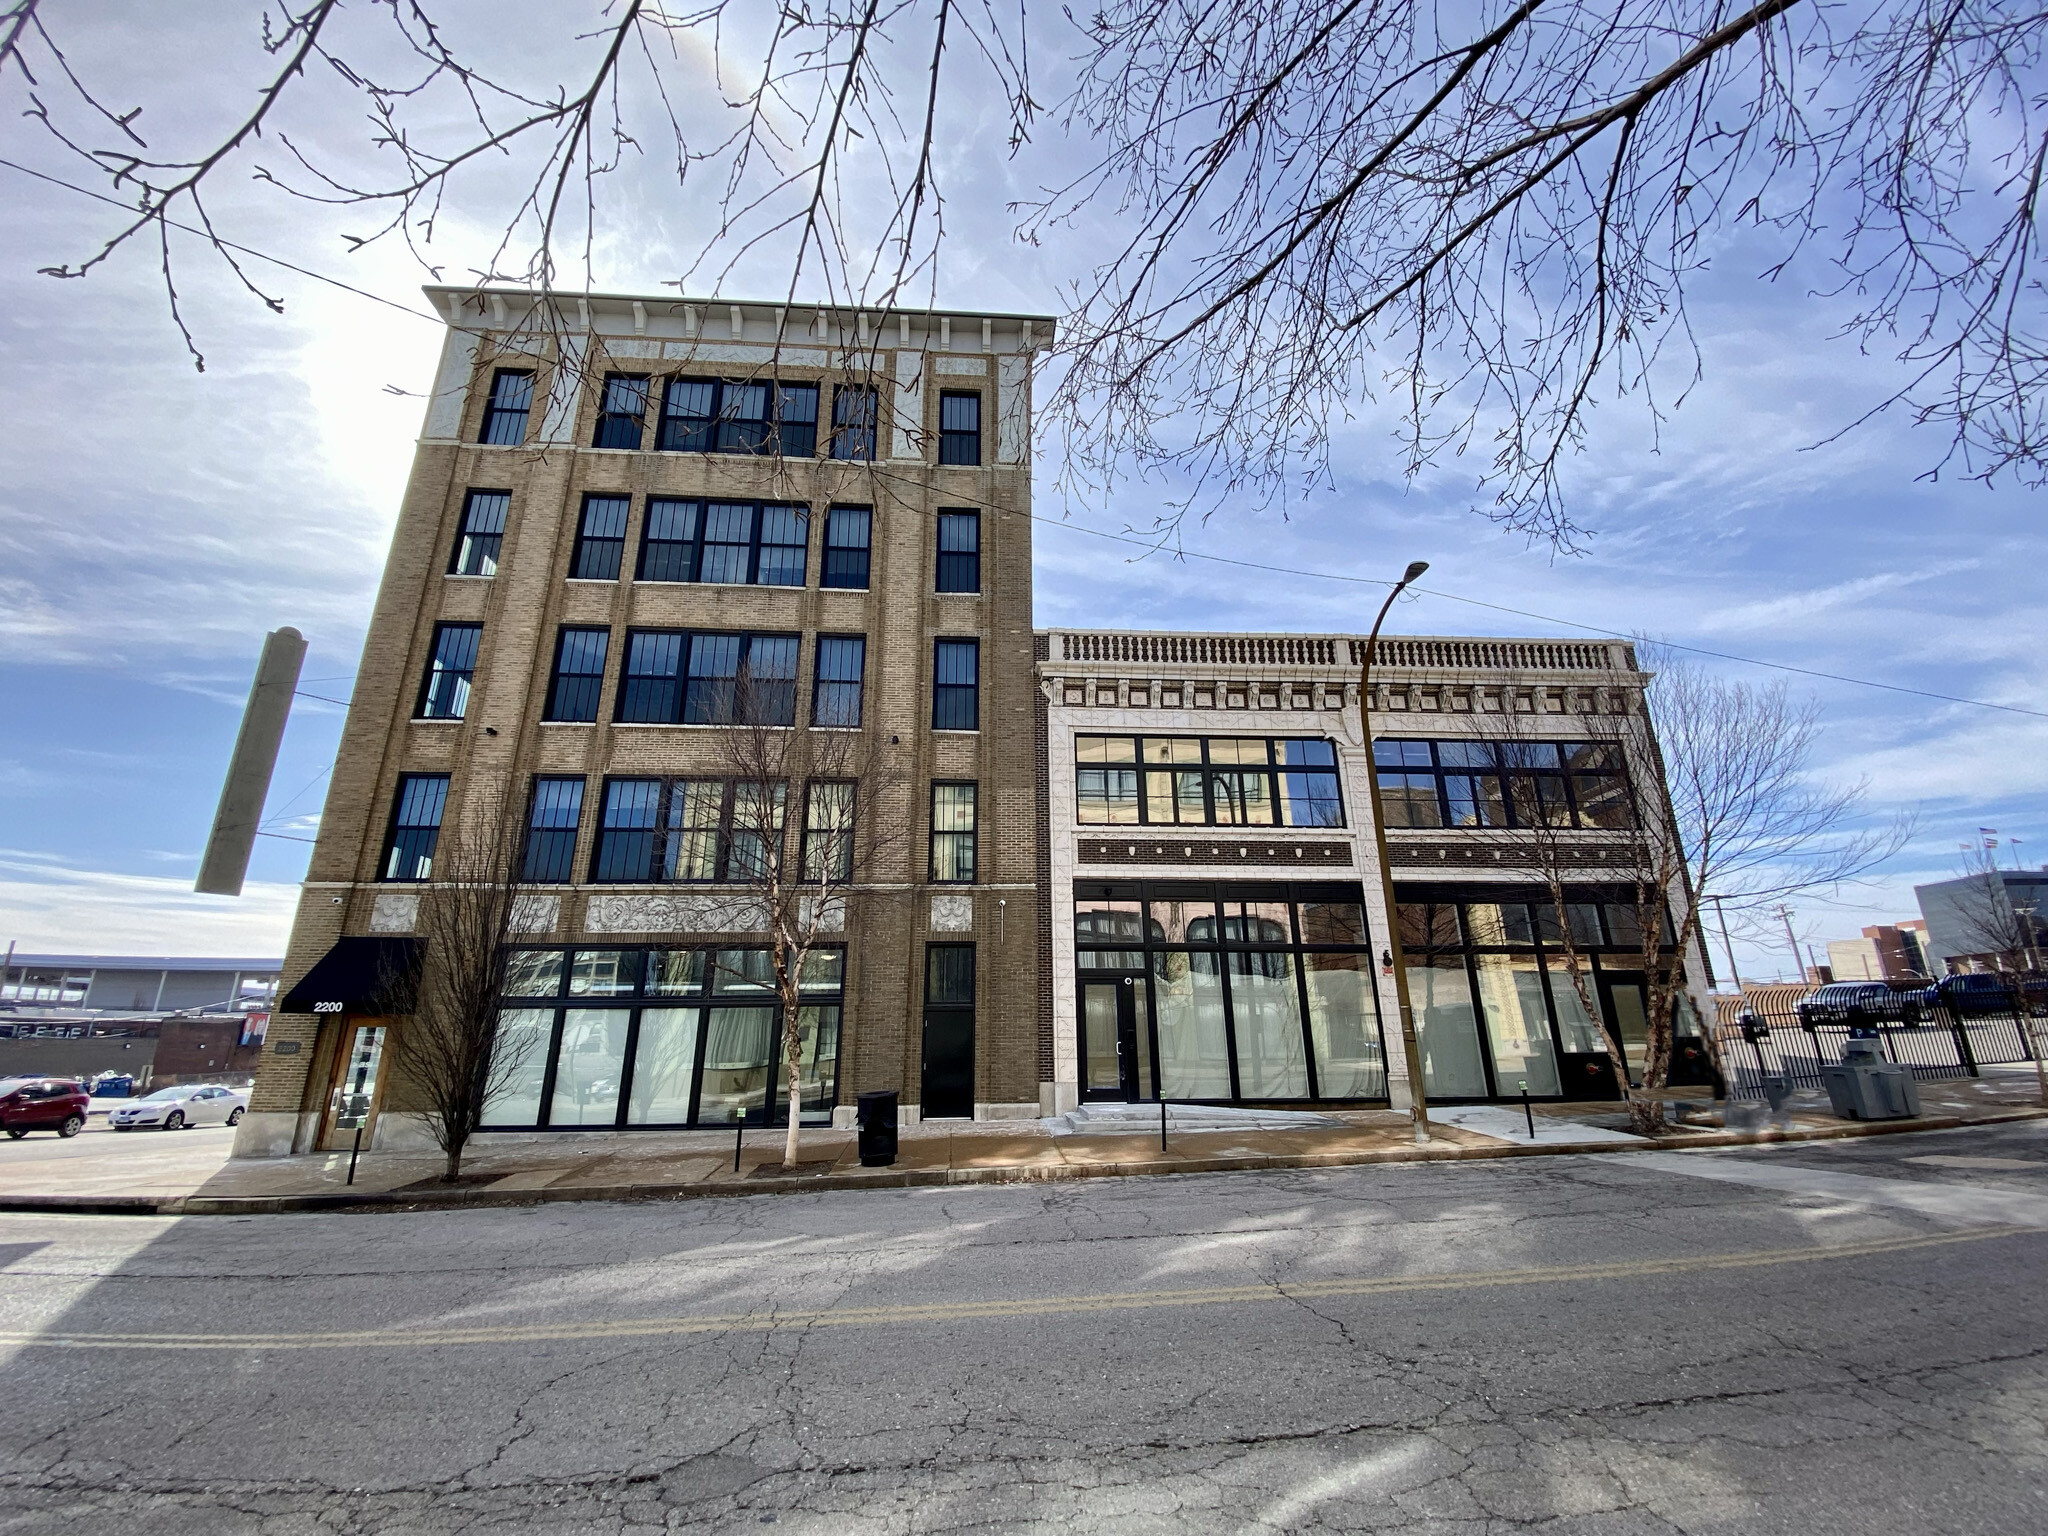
(856, 1090), (899, 1167)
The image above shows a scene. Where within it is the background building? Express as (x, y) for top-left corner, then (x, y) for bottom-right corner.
(1825, 923), (1934, 982)
(236, 289), (1051, 1156)
(0, 953), (278, 1086)
(1037, 630), (1713, 1111)
(1915, 869), (2048, 972)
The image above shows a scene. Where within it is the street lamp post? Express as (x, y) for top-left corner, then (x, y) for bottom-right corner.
(1361, 560), (1432, 1145)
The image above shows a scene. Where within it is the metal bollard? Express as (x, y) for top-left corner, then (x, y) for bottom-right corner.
(1160, 1095), (1168, 1153)
(734, 1116), (744, 1173)
(1519, 1080), (1535, 1138)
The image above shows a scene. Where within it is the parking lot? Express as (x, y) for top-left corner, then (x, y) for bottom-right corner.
(0, 1115), (238, 1201)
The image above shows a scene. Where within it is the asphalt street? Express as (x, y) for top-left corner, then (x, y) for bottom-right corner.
(0, 1120), (2043, 1534)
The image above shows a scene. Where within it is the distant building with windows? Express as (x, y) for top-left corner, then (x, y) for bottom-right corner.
(237, 286), (1712, 1158)
(1825, 923), (1934, 982)
(237, 288), (1049, 1157)
(1915, 870), (2048, 973)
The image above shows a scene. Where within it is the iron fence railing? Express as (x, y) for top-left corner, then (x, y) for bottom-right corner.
(1717, 994), (2043, 1100)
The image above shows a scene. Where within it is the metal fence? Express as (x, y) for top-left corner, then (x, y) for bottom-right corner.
(1718, 992), (2043, 1101)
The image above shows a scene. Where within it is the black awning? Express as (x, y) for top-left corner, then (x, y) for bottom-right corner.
(280, 937), (424, 1015)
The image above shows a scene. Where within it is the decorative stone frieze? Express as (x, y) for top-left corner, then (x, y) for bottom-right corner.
(584, 892), (770, 935)
(930, 893), (975, 932)
(369, 893), (419, 934)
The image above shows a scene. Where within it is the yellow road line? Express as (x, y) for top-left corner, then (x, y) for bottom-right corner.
(1, 1225), (2031, 1352)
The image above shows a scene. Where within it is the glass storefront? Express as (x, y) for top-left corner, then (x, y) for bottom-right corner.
(1396, 886), (1698, 1100)
(484, 945), (843, 1128)
(1074, 881), (1387, 1102)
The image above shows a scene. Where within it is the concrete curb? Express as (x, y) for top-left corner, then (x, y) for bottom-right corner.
(1, 1105), (2041, 1218)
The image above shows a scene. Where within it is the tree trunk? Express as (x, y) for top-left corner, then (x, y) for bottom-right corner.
(443, 1138), (464, 1183)
(783, 1012), (803, 1169)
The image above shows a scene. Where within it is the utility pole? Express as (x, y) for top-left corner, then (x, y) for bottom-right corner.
(1704, 895), (1744, 997)
(1775, 904), (1804, 983)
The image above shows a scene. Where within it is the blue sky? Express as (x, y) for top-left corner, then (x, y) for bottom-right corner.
(0, 7), (2041, 980)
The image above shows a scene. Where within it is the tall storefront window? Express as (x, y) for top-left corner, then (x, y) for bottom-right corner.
(1397, 887), (1696, 1100)
(483, 945), (843, 1128)
(1075, 881), (1386, 1102)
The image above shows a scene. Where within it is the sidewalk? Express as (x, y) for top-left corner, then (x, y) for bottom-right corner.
(2, 1070), (2041, 1216)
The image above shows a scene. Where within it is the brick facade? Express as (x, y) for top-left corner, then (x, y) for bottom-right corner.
(236, 293), (1052, 1155)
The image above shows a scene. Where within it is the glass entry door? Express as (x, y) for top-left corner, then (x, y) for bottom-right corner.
(321, 1021), (386, 1151)
(1080, 977), (1148, 1101)
(1599, 974), (1652, 1088)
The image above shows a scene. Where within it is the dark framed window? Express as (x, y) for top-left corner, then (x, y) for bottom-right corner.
(831, 385), (878, 460)
(803, 781), (855, 880)
(590, 778), (794, 884)
(480, 370), (534, 445)
(571, 495), (631, 580)
(692, 633), (798, 725)
(449, 490), (509, 576)
(1075, 736), (1343, 828)
(616, 631), (799, 725)
(927, 943), (975, 1005)
(487, 942), (846, 1128)
(938, 391), (982, 465)
(936, 510), (980, 593)
(933, 638), (979, 730)
(930, 782), (977, 882)
(417, 622), (481, 719)
(617, 631), (683, 723)
(593, 373), (650, 449)
(822, 506), (872, 589)
(544, 627), (609, 722)
(637, 498), (696, 582)
(937, 393), (983, 466)
(633, 499), (808, 586)
(813, 635), (866, 726)
(381, 774), (450, 881)
(658, 377), (819, 456)
(1372, 739), (1634, 830)
(593, 778), (664, 881)
(522, 777), (585, 882)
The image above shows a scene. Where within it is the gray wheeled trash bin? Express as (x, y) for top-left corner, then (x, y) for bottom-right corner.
(1819, 1037), (1922, 1120)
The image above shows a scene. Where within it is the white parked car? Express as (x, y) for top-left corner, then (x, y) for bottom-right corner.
(108, 1084), (249, 1132)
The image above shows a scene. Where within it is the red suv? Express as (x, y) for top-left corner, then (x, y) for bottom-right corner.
(0, 1078), (90, 1139)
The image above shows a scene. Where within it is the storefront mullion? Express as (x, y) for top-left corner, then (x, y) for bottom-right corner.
(614, 1007), (647, 1128)
(1292, 951), (1322, 1101)
(534, 1008), (569, 1127)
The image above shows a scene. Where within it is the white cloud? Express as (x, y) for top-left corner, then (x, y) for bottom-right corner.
(0, 853), (297, 956)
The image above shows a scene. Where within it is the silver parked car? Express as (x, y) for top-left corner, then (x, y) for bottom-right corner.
(108, 1084), (249, 1131)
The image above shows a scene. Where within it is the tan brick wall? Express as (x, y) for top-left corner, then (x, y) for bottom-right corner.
(249, 308), (1049, 1130)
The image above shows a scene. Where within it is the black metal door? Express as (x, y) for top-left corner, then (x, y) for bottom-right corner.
(921, 1007), (975, 1118)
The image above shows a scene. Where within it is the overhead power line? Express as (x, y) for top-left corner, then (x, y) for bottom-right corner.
(0, 158), (443, 323)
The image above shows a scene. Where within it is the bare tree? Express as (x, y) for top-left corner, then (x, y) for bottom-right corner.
(385, 779), (538, 1182)
(9, 3), (2048, 535)
(1614, 654), (1910, 1127)
(1945, 843), (2046, 973)
(708, 668), (912, 1170)
(1472, 656), (1905, 1130)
